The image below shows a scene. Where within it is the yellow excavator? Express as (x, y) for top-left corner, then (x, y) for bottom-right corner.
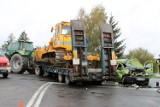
(34, 21), (99, 67)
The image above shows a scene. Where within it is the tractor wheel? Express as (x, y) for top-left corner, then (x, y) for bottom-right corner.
(35, 66), (44, 76)
(10, 54), (24, 74)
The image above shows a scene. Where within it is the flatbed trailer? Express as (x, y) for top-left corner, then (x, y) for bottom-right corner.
(34, 20), (115, 85)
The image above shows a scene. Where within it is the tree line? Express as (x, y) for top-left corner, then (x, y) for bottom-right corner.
(75, 4), (156, 72)
(76, 5), (125, 58)
(1, 31), (29, 50)
(1, 4), (157, 72)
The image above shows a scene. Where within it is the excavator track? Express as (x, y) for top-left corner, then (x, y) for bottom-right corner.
(36, 51), (66, 67)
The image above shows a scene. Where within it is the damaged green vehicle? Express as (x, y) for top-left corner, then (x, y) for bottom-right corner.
(116, 58), (153, 86)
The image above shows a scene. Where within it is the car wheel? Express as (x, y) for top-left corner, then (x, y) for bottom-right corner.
(141, 82), (149, 86)
(3, 72), (8, 78)
(35, 66), (44, 76)
(122, 75), (127, 85)
(10, 54), (24, 74)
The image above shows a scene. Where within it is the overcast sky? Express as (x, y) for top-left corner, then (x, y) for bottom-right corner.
(0, 0), (160, 57)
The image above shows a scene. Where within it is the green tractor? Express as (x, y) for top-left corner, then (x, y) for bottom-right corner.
(5, 40), (35, 74)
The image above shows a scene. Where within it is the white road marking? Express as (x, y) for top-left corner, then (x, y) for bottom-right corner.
(34, 83), (53, 107)
(26, 82), (64, 107)
(26, 82), (51, 107)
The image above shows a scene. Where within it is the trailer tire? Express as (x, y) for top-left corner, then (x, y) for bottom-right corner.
(35, 66), (44, 76)
(65, 75), (77, 85)
(65, 75), (70, 84)
(58, 74), (65, 83)
(45, 72), (53, 77)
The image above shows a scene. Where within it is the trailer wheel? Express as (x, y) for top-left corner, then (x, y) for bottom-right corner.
(45, 72), (53, 77)
(58, 74), (65, 83)
(35, 66), (44, 76)
(65, 75), (70, 84)
(65, 75), (77, 85)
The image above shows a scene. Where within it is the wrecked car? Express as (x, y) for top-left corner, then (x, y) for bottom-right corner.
(0, 49), (10, 78)
(116, 58), (153, 86)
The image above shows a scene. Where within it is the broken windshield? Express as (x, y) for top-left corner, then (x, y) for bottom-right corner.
(126, 59), (143, 69)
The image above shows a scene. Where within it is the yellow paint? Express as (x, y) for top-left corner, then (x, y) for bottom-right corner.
(73, 50), (77, 59)
(52, 21), (72, 51)
(112, 51), (116, 60)
(34, 48), (47, 59)
(64, 54), (72, 60)
(87, 54), (100, 61)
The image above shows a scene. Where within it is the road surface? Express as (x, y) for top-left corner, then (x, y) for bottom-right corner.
(0, 73), (159, 107)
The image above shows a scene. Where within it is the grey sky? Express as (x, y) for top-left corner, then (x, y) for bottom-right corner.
(0, 0), (160, 57)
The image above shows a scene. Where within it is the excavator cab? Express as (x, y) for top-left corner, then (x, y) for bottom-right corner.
(51, 22), (72, 51)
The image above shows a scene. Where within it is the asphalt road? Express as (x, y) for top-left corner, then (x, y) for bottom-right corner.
(0, 73), (160, 107)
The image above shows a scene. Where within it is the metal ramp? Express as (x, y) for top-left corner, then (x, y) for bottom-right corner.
(100, 23), (114, 77)
(71, 20), (88, 76)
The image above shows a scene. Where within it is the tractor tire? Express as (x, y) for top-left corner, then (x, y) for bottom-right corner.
(35, 66), (44, 76)
(10, 54), (25, 74)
